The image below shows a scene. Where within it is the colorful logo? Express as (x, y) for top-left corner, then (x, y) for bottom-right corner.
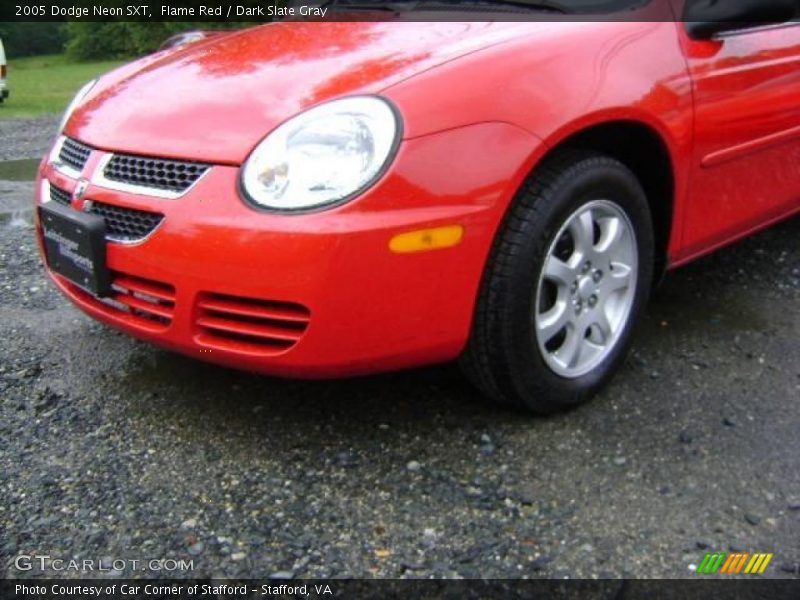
(696, 552), (773, 575)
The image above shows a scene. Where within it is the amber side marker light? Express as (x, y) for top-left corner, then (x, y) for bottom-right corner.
(389, 225), (464, 254)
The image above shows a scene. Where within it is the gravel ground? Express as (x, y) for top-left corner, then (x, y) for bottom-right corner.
(0, 117), (60, 161)
(1, 119), (798, 580)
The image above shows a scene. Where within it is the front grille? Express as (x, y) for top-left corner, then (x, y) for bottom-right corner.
(49, 183), (72, 206)
(59, 137), (93, 172)
(196, 293), (311, 355)
(103, 154), (209, 194)
(87, 201), (164, 243)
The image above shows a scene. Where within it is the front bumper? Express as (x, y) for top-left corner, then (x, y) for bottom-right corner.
(35, 122), (540, 377)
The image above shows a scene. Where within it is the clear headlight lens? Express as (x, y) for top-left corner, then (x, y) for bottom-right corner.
(241, 96), (400, 211)
(58, 78), (98, 134)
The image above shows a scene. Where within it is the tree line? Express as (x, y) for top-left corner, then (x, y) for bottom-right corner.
(0, 22), (247, 60)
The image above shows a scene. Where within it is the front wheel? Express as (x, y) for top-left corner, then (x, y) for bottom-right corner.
(461, 150), (654, 414)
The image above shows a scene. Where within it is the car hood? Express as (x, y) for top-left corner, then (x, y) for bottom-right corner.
(68, 22), (529, 164)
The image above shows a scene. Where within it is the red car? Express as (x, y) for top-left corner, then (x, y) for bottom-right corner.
(34, 0), (800, 413)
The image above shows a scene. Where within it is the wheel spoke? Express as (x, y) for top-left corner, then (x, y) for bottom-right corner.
(595, 216), (623, 257)
(543, 255), (574, 287)
(554, 326), (582, 369)
(537, 301), (570, 342)
(569, 209), (596, 257)
(590, 309), (613, 345)
(604, 262), (633, 294)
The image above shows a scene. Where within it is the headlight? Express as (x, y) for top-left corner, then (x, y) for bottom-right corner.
(58, 78), (98, 134)
(241, 96), (401, 211)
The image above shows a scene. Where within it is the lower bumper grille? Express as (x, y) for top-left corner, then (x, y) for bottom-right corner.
(65, 272), (176, 330)
(47, 182), (163, 243)
(49, 183), (72, 206)
(196, 293), (311, 355)
(108, 274), (176, 326)
(87, 201), (164, 243)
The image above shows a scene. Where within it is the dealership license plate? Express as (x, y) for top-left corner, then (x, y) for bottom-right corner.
(39, 202), (111, 297)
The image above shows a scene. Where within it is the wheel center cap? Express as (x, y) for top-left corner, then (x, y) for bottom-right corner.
(577, 276), (594, 302)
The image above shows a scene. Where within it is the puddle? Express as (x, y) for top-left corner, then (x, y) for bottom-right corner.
(0, 211), (32, 228)
(0, 158), (40, 182)
(0, 174), (36, 228)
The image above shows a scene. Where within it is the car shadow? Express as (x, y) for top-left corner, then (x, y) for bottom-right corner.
(113, 214), (798, 447)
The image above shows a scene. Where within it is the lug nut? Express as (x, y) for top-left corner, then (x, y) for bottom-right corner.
(593, 270), (603, 282)
(583, 261), (592, 273)
(571, 282), (578, 294)
(588, 295), (598, 307)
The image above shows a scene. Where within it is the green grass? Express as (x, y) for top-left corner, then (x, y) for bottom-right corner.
(0, 54), (128, 120)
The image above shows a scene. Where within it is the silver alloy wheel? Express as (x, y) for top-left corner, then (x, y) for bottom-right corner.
(534, 200), (638, 378)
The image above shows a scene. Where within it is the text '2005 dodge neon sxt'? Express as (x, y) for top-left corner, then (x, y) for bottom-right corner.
(34, 0), (800, 413)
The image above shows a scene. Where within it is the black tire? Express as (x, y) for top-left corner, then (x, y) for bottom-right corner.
(461, 150), (654, 414)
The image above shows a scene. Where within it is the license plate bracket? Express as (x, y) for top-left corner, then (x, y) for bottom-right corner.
(39, 202), (111, 297)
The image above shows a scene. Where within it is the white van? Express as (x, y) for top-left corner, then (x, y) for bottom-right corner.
(0, 38), (8, 103)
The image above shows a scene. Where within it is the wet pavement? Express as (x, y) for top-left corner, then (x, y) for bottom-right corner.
(0, 118), (798, 579)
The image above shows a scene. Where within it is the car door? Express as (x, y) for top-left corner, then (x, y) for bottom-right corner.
(677, 18), (800, 258)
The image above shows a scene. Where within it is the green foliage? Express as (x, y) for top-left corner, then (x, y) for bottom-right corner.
(2, 0), (268, 61)
(3, 0), (272, 61)
(64, 22), (132, 60)
(64, 21), (252, 61)
(0, 23), (67, 58)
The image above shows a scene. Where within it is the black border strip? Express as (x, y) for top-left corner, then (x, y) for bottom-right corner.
(2, 578), (800, 600)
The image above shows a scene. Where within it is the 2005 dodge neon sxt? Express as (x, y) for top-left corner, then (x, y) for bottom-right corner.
(34, 0), (800, 413)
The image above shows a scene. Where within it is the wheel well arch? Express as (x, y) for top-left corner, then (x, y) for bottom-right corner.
(540, 120), (675, 279)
